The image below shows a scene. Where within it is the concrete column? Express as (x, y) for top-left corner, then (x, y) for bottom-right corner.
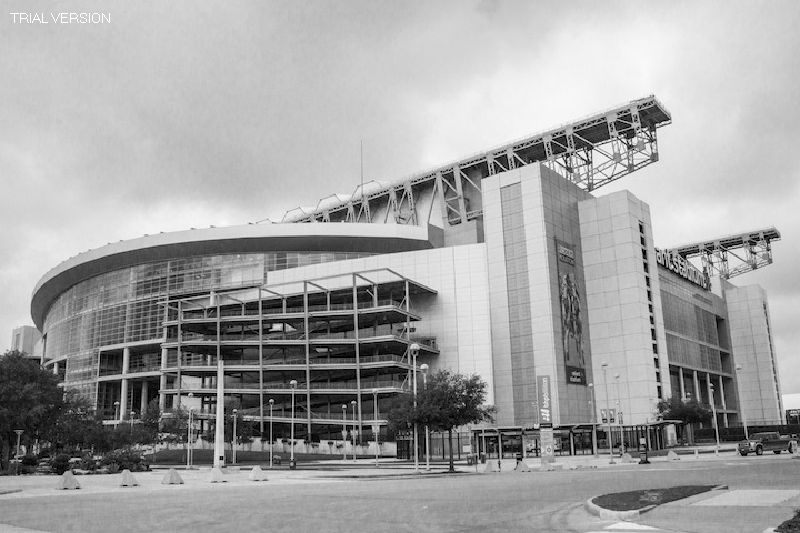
(159, 348), (167, 411)
(141, 380), (149, 413)
(679, 367), (686, 400)
(53, 361), (59, 375)
(120, 348), (130, 420)
(213, 358), (225, 468)
(692, 370), (700, 403)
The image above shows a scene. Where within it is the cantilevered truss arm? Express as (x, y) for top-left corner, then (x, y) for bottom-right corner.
(669, 227), (781, 280)
(280, 95), (671, 225)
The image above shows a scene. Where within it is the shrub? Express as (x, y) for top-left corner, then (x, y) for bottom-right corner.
(20, 455), (38, 467)
(100, 449), (149, 472)
(51, 454), (71, 475)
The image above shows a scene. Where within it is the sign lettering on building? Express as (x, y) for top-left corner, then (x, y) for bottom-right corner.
(557, 243), (575, 265)
(655, 248), (710, 290)
(537, 375), (552, 426)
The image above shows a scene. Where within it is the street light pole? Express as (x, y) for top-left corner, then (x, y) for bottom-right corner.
(710, 383), (720, 455)
(373, 389), (380, 468)
(232, 408), (238, 465)
(290, 380), (298, 469)
(351, 400), (357, 462)
(268, 398), (274, 469)
(614, 374), (623, 455)
(410, 342), (420, 472)
(13, 430), (23, 458)
(735, 364), (749, 439)
(341, 404), (348, 460)
(601, 363), (615, 464)
(130, 411), (135, 437)
(114, 401), (120, 425)
(588, 383), (598, 456)
(420, 363), (430, 471)
(187, 392), (194, 469)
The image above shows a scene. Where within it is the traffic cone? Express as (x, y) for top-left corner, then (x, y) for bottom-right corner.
(210, 467), (227, 483)
(248, 465), (268, 481)
(120, 469), (138, 487)
(56, 471), (80, 490)
(161, 468), (184, 485)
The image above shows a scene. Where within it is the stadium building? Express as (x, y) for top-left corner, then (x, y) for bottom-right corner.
(30, 96), (784, 457)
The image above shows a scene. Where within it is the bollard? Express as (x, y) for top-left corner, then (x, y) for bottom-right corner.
(161, 468), (184, 485)
(514, 461), (531, 472)
(56, 471), (81, 490)
(210, 467), (227, 483)
(120, 469), (138, 487)
(248, 465), (268, 481)
(694, 449), (699, 459)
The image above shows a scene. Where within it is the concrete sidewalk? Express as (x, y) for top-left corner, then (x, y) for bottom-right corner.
(633, 486), (800, 533)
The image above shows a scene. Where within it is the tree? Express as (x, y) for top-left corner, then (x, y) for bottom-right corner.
(387, 369), (494, 472)
(45, 391), (108, 453)
(0, 351), (64, 469)
(656, 396), (712, 444)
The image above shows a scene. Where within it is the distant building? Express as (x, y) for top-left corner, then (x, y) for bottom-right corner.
(10, 325), (41, 359)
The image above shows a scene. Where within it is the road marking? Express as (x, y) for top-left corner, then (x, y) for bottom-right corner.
(604, 523), (659, 530)
(692, 489), (800, 506)
(0, 525), (50, 533)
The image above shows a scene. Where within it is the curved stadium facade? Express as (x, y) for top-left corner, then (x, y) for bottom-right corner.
(31, 96), (786, 456)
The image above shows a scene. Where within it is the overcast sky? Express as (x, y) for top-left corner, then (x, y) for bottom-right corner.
(2, 1), (799, 402)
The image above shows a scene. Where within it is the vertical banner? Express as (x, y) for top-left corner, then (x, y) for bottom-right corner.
(537, 375), (552, 427)
(555, 239), (587, 385)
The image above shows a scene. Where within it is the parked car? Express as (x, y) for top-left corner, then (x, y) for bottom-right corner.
(738, 432), (797, 456)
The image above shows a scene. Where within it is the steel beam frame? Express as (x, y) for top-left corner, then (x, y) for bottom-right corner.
(280, 96), (670, 225)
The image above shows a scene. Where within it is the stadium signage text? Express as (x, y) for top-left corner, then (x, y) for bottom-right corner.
(655, 248), (709, 290)
(557, 244), (575, 265)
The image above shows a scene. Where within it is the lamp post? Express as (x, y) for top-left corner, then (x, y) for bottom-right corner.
(710, 383), (720, 455)
(601, 363), (615, 464)
(372, 389), (380, 468)
(130, 411), (136, 437)
(268, 398), (274, 469)
(114, 401), (120, 424)
(232, 408), (238, 465)
(614, 373), (624, 455)
(735, 364), (749, 439)
(420, 363), (430, 471)
(351, 400), (357, 462)
(290, 380), (298, 469)
(409, 342), (420, 472)
(341, 404), (348, 460)
(13, 430), (23, 458)
(588, 382), (598, 456)
(187, 392), (194, 469)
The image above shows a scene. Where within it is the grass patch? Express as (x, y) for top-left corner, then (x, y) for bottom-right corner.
(776, 509), (800, 533)
(592, 485), (718, 511)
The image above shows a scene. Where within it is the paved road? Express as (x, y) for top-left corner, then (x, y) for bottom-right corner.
(0, 453), (798, 532)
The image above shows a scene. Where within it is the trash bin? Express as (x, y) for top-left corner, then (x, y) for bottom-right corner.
(289, 459), (296, 470)
(480, 453), (486, 464)
(273, 455), (282, 465)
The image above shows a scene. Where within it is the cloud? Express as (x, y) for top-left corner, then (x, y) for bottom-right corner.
(1, 0), (799, 399)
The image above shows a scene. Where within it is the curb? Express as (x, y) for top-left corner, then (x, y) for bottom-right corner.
(584, 498), (655, 520)
(0, 489), (22, 496)
(585, 484), (728, 521)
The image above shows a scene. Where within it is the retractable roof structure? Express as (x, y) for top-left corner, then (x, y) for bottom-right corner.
(669, 227), (780, 280)
(281, 95), (671, 225)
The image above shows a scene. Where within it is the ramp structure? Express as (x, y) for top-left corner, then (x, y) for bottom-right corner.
(669, 227), (780, 280)
(280, 96), (671, 227)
